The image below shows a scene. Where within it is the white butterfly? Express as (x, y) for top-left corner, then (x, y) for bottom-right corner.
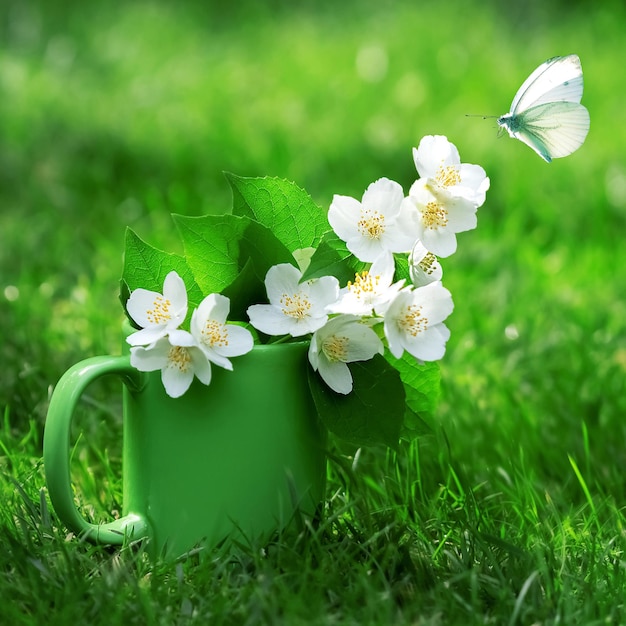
(497, 54), (590, 162)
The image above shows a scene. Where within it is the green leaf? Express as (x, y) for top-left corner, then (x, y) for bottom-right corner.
(172, 213), (293, 308)
(239, 216), (295, 278)
(173, 214), (248, 295)
(226, 173), (328, 253)
(394, 254), (411, 284)
(121, 228), (203, 308)
(300, 231), (367, 284)
(308, 355), (405, 449)
(221, 258), (264, 321)
(384, 351), (441, 436)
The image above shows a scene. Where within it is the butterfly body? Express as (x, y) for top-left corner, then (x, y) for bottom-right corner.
(497, 54), (590, 162)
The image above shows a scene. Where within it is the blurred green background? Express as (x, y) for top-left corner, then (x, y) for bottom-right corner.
(2, 0), (626, 490)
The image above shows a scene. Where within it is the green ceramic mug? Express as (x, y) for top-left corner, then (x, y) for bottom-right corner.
(43, 339), (326, 558)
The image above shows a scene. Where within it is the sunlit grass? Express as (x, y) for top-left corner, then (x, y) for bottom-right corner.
(2, 0), (626, 623)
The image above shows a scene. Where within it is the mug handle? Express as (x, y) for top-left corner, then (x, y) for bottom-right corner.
(43, 355), (149, 545)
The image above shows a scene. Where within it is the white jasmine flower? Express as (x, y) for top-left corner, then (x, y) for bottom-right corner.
(412, 135), (490, 206)
(247, 263), (340, 337)
(190, 293), (254, 370)
(384, 282), (453, 361)
(130, 332), (212, 398)
(408, 241), (443, 287)
(126, 271), (188, 346)
(308, 315), (383, 394)
(327, 253), (404, 316)
(402, 181), (477, 258)
(328, 177), (417, 262)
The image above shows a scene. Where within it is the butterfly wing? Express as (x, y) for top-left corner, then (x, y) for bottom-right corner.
(510, 55), (584, 114)
(512, 101), (590, 162)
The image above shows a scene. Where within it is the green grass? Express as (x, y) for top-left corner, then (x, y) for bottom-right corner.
(2, 0), (626, 623)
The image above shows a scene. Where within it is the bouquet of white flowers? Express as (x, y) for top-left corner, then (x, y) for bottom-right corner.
(120, 135), (489, 448)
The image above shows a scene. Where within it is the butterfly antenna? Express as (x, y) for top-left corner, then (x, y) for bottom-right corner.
(465, 114), (498, 119)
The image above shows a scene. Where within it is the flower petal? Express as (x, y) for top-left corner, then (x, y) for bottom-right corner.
(361, 177), (404, 218)
(190, 348), (213, 385)
(317, 357), (353, 394)
(421, 229), (457, 258)
(384, 323), (406, 359)
(196, 293), (230, 325)
(401, 323), (451, 361)
(413, 135), (460, 178)
(328, 195), (363, 242)
(264, 264), (302, 305)
(409, 241), (443, 286)
(455, 164), (490, 205)
(162, 271), (188, 313)
(445, 197), (478, 232)
(129, 338), (170, 371)
(308, 337), (320, 370)
(126, 271), (188, 333)
(246, 304), (287, 336)
(126, 288), (162, 329)
(304, 275), (340, 313)
(418, 282), (454, 324)
(313, 315), (383, 366)
(383, 285), (453, 360)
(339, 325), (384, 361)
(214, 324), (254, 357)
(126, 325), (167, 347)
(162, 364), (194, 398)
(168, 329), (197, 347)
(345, 235), (388, 263)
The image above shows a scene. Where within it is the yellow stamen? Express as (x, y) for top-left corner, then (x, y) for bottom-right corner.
(435, 164), (461, 188)
(357, 209), (386, 240)
(422, 201), (448, 229)
(418, 252), (438, 276)
(280, 292), (312, 320)
(322, 335), (349, 362)
(201, 320), (229, 348)
(168, 345), (192, 372)
(146, 295), (172, 325)
(398, 304), (428, 337)
(347, 270), (380, 297)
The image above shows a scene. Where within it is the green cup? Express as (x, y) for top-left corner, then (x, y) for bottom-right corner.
(43, 339), (326, 558)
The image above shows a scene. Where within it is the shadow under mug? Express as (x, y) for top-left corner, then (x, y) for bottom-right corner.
(43, 338), (327, 558)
